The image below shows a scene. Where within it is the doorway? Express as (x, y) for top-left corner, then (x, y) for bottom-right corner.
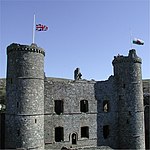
(72, 133), (77, 144)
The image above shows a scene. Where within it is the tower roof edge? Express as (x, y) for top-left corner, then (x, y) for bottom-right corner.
(7, 43), (45, 56)
(112, 49), (142, 65)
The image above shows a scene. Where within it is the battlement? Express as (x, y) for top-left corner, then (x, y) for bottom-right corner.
(112, 49), (142, 64)
(7, 43), (45, 56)
(3, 44), (147, 149)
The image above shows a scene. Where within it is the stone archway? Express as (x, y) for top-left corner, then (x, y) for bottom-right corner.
(61, 146), (68, 150)
(72, 133), (77, 145)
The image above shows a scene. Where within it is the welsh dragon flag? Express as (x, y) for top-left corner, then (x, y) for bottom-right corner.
(133, 38), (144, 45)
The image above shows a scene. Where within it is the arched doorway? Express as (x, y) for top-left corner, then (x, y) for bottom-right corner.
(72, 133), (77, 144)
(61, 146), (68, 150)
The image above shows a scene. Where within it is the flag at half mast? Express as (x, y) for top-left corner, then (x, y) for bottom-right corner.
(36, 24), (48, 31)
(133, 38), (144, 45)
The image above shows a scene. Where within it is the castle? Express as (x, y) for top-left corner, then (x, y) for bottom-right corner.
(0, 43), (149, 149)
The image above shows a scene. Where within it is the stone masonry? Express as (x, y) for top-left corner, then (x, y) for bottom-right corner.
(5, 43), (45, 149)
(1, 43), (148, 149)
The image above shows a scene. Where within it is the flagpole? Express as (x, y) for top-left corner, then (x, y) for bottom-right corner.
(32, 14), (36, 43)
(130, 29), (133, 49)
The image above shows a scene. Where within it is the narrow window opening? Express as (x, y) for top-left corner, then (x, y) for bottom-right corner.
(55, 100), (63, 115)
(80, 100), (88, 113)
(103, 100), (109, 112)
(17, 102), (19, 108)
(17, 129), (20, 136)
(81, 126), (89, 138)
(129, 111), (131, 116)
(103, 125), (109, 139)
(123, 84), (126, 89)
(126, 119), (129, 124)
(35, 119), (37, 123)
(119, 95), (122, 100)
(55, 127), (64, 142)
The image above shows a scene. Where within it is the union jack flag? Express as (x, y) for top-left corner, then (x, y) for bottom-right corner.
(36, 24), (48, 31)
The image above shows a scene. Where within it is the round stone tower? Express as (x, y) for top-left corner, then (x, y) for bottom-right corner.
(112, 49), (145, 149)
(5, 43), (45, 149)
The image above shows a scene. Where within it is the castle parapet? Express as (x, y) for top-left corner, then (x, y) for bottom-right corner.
(7, 43), (45, 56)
(112, 49), (142, 64)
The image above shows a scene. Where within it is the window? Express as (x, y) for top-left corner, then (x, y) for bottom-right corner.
(81, 126), (89, 138)
(123, 84), (126, 89)
(17, 102), (19, 108)
(55, 100), (63, 115)
(55, 127), (64, 142)
(35, 119), (37, 123)
(126, 119), (129, 124)
(119, 95), (122, 101)
(80, 100), (88, 113)
(103, 125), (109, 139)
(129, 111), (131, 116)
(103, 100), (109, 112)
(17, 129), (20, 136)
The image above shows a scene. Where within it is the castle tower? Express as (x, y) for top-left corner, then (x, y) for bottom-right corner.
(5, 43), (45, 149)
(112, 50), (145, 149)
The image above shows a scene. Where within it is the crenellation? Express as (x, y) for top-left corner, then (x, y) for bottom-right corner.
(0, 43), (149, 149)
(7, 43), (45, 56)
(112, 50), (142, 65)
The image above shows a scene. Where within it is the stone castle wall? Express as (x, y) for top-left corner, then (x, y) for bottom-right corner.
(44, 78), (97, 149)
(5, 43), (45, 149)
(0, 43), (149, 150)
(44, 76), (119, 149)
(0, 78), (149, 149)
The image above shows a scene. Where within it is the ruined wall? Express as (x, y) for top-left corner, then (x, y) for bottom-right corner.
(1, 77), (149, 149)
(0, 47), (149, 149)
(95, 76), (118, 148)
(0, 79), (6, 111)
(44, 78), (97, 149)
(0, 79), (6, 149)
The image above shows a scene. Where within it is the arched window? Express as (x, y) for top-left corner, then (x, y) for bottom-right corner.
(103, 100), (109, 112)
(55, 127), (64, 142)
(80, 100), (88, 113)
(54, 100), (63, 115)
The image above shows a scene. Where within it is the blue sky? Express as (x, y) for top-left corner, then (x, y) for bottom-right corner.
(0, 0), (149, 80)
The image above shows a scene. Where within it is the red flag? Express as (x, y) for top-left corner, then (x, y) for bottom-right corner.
(36, 24), (48, 31)
(133, 38), (144, 45)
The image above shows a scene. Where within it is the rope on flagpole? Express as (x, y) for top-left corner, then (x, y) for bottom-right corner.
(32, 14), (36, 43)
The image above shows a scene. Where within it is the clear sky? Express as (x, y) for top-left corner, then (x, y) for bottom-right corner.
(0, 0), (149, 80)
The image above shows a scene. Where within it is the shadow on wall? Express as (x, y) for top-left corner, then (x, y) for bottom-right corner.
(94, 80), (115, 149)
(144, 95), (150, 150)
(0, 113), (5, 149)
